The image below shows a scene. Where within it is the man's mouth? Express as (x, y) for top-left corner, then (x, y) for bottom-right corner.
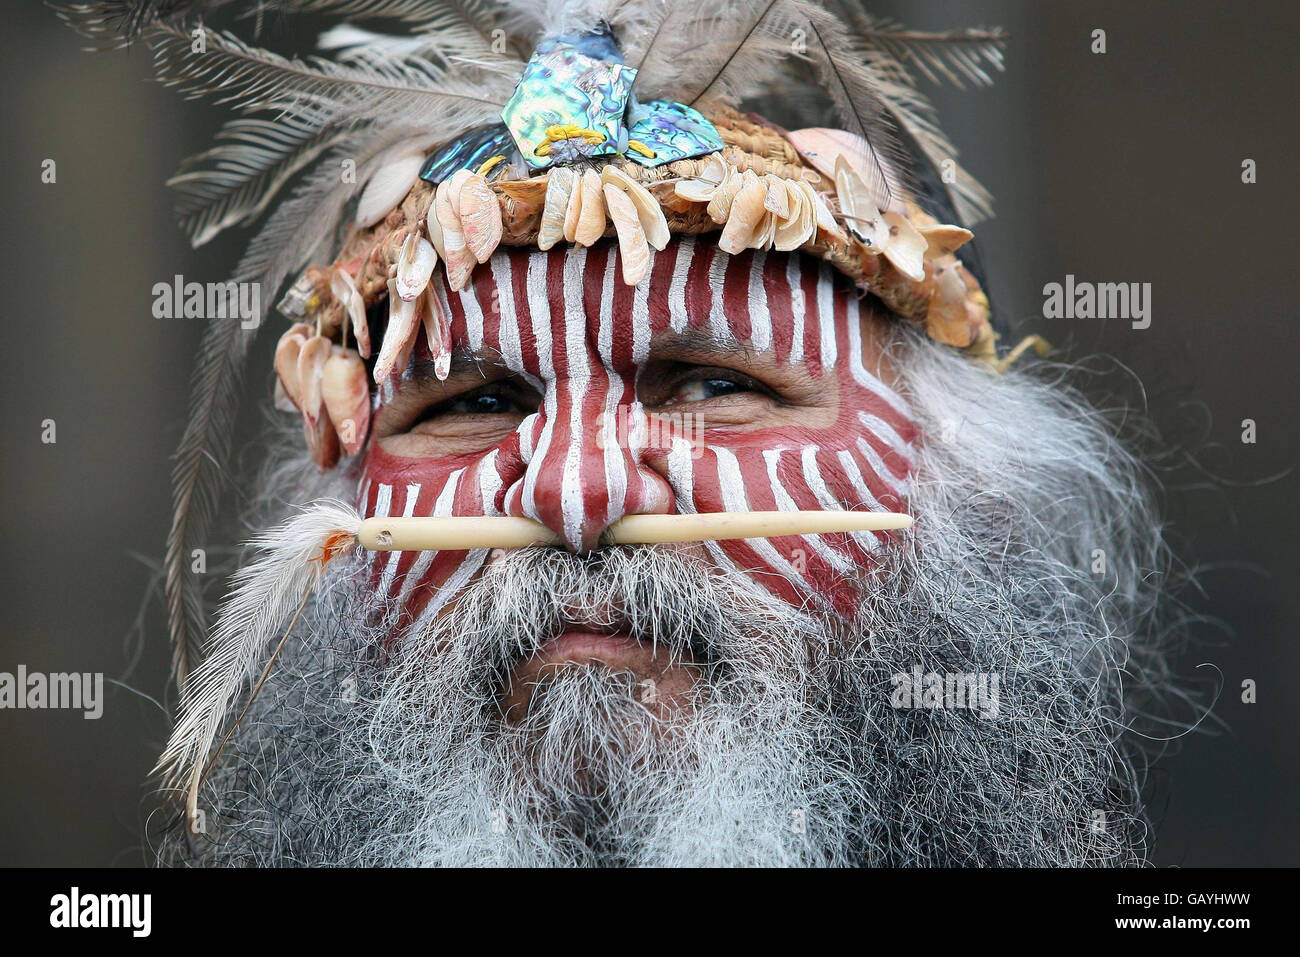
(499, 628), (701, 723)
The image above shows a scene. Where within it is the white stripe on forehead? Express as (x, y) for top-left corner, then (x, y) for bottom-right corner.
(668, 237), (692, 333)
(749, 249), (772, 353)
(491, 254), (522, 371)
(787, 254), (806, 364)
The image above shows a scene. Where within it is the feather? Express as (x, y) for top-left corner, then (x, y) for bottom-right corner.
(805, 4), (1006, 91)
(781, 0), (907, 211)
(156, 501), (361, 826)
(661, 0), (797, 107)
(168, 117), (352, 247)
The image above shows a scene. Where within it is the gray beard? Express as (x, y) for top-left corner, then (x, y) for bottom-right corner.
(163, 331), (1175, 867)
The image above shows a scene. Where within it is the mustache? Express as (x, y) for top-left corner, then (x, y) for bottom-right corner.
(385, 543), (835, 694)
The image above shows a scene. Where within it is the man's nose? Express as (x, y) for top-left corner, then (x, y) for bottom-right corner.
(502, 393), (673, 553)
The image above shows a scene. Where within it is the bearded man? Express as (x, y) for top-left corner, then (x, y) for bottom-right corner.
(63, 0), (1175, 866)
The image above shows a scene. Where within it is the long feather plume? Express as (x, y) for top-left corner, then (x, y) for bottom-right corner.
(156, 501), (361, 826)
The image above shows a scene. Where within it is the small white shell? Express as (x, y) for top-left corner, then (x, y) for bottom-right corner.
(422, 282), (452, 381)
(835, 156), (887, 250)
(435, 171), (477, 291)
(296, 334), (332, 423)
(330, 266), (370, 359)
(918, 223), (974, 260)
(674, 153), (728, 203)
(763, 175), (791, 219)
(321, 349), (371, 457)
(374, 277), (421, 381)
(601, 164), (670, 251)
(459, 173), (503, 263)
(356, 150), (425, 229)
(539, 167), (577, 251)
(717, 171), (767, 255)
(773, 180), (814, 251)
(273, 322), (312, 409)
(395, 233), (437, 301)
(880, 211), (927, 282)
(574, 170), (606, 247)
(603, 183), (650, 285)
(706, 166), (742, 224)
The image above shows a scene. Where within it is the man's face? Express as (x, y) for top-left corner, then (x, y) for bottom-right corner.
(359, 236), (916, 713)
(185, 237), (1155, 867)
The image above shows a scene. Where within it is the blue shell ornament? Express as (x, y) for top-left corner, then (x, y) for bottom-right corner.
(423, 25), (725, 182)
(624, 100), (725, 167)
(419, 123), (518, 185)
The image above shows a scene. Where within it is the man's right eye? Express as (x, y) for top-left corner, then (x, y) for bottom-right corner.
(438, 389), (529, 417)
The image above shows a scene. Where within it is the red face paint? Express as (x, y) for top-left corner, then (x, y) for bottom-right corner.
(360, 237), (918, 625)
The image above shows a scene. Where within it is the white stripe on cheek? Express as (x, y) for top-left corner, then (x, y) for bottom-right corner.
(396, 468), (463, 606)
(410, 547), (488, 632)
(856, 411), (916, 466)
(763, 448), (855, 574)
(713, 446), (816, 593)
(802, 445), (882, 556)
(854, 436), (907, 501)
(379, 481), (423, 597)
(668, 438), (765, 596)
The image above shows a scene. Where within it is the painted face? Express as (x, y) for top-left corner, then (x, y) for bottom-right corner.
(359, 236), (918, 627)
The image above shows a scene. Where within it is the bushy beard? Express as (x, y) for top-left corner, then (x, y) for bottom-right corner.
(162, 329), (1176, 867)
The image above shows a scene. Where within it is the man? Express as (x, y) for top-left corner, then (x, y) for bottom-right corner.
(65, 0), (1174, 866)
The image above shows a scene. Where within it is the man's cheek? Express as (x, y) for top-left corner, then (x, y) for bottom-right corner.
(359, 437), (518, 630)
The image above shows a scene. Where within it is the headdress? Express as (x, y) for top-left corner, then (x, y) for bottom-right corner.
(59, 0), (1007, 688)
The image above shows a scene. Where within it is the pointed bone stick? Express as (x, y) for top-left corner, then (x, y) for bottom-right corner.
(357, 511), (912, 551)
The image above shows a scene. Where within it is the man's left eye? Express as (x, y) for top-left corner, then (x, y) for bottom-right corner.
(666, 375), (753, 405)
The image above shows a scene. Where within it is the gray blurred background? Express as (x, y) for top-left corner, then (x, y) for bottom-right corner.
(2, 0), (1296, 866)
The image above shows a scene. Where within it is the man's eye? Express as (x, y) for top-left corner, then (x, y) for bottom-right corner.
(667, 376), (754, 404)
(447, 391), (522, 415)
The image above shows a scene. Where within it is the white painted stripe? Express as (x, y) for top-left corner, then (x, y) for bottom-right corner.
(748, 249), (772, 353)
(787, 254), (805, 364)
(857, 411), (916, 466)
(491, 254), (522, 371)
(631, 262), (652, 364)
(410, 548), (488, 632)
(855, 436), (905, 500)
(816, 262), (837, 368)
(668, 237), (692, 332)
(461, 281), (484, 353)
(707, 249), (729, 339)
(847, 296), (912, 419)
(379, 481), (422, 596)
(395, 468), (463, 605)
(802, 446), (881, 556)
(764, 449), (854, 573)
(560, 245), (592, 546)
(712, 446), (815, 592)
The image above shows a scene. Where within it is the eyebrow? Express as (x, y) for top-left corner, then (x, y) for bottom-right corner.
(646, 330), (762, 364)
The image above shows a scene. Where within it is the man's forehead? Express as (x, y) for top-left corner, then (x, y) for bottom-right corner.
(420, 236), (854, 378)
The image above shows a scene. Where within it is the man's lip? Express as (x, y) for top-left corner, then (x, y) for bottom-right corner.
(535, 630), (643, 665)
(500, 629), (701, 721)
